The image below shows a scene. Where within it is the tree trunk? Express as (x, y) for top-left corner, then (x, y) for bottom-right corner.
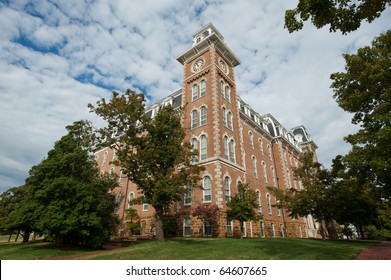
(8, 232), (12, 242)
(155, 207), (165, 242)
(22, 231), (30, 243)
(14, 230), (20, 242)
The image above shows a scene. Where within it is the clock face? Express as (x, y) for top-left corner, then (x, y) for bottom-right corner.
(219, 59), (228, 73)
(193, 59), (204, 72)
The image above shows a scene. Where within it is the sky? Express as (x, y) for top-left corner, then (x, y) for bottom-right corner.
(0, 0), (390, 194)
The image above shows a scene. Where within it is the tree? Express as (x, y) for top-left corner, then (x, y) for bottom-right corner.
(192, 204), (220, 236)
(331, 30), (391, 199)
(285, 0), (390, 34)
(226, 182), (261, 238)
(89, 89), (204, 242)
(25, 120), (118, 248)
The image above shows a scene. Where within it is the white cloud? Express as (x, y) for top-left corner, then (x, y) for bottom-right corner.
(0, 0), (390, 193)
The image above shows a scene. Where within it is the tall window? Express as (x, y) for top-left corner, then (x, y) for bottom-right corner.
(184, 183), (192, 205)
(259, 139), (264, 154)
(112, 149), (117, 161)
(114, 194), (121, 215)
(256, 190), (262, 213)
(280, 224), (285, 237)
(249, 132), (254, 148)
(225, 85), (231, 101)
(271, 167), (276, 186)
(267, 145), (272, 160)
(102, 151), (108, 166)
(222, 107), (227, 126)
(227, 111), (232, 129)
(252, 156), (258, 178)
(192, 84), (198, 101)
(203, 176), (212, 202)
(223, 136), (229, 160)
(271, 223), (275, 237)
(119, 168), (124, 184)
(286, 170), (292, 188)
(200, 135), (207, 160)
(200, 80), (206, 97)
(262, 162), (268, 183)
(204, 220), (212, 235)
(191, 138), (198, 162)
(220, 80), (224, 96)
(200, 106), (207, 126)
(183, 218), (191, 236)
(267, 194), (272, 214)
(128, 192), (134, 209)
(260, 222), (265, 237)
(191, 110), (198, 129)
(229, 140), (235, 163)
(227, 220), (233, 236)
(224, 176), (231, 202)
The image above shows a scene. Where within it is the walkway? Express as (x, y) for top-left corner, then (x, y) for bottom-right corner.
(356, 241), (391, 260)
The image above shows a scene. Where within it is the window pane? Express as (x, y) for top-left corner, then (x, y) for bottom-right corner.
(203, 176), (211, 202)
(200, 135), (207, 160)
(192, 84), (198, 101)
(200, 80), (206, 96)
(200, 106), (207, 125)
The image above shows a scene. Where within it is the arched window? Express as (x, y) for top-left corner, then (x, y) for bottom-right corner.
(256, 190), (262, 213)
(192, 84), (198, 101)
(119, 168), (124, 184)
(267, 194), (272, 214)
(223, 136), (229, 160)
(222, 107), (227, 126)
(220, 80), (224, 96)
(267, 145), (272, 160)
(262, 162), (268, 183)
(249, 132), (254, 148)
(224, 176), (231, 202)
(191, 110), (198, 129)
(102, 151), (108, 166)
(229, 140), (235, 163)
(225, 85), (230, 101)
(271, 167), (276, 186)
(184, 183), (192, 205)
(227, 111), (233, 129)
(112, 149), (117, 161)
(183, 217), (191, 236)
(252, 156), (258, 178)
(200, 135), (207, 160)
(203, 176), (212, 202)
(286, 170), (292, 188)
(200, 80), (206, 97)
(259, 139), (264, 154)
(191, 138), (199, 162)
(128, 192), (134, 209)
(200, 106), (207, 126)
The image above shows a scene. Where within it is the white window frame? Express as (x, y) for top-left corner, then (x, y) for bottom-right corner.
(224, 176), (231, 202)
(200, 135), (207, 160)
(200, 106), (207, 126)
(192, 84), (198, 101)
(183, 218), (191, 236)
(191, 109), (198, 129)
(229, 140), (235, 163)
(200, 79), (206, 97)
(203, 176), (212, 202)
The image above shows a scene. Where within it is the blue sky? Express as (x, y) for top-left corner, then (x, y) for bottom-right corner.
(0, 0), (390, 194)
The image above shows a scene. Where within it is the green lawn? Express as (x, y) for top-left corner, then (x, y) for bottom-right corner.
(0, 236), (379, 260)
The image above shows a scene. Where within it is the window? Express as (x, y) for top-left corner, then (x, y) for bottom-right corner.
(227, 112), (233, 129)
(200, 135), (207, 160)
(271, 223), (275, 237)
(225, 85), (231, 101)
(262, 162), (268, 183)
(119, 168), (124, 184)
(249, 132), (254, 148)
(200, 80), (206, 97)
(256, 190), (262, 213)
(203, 176), (212, 202)
(220, 80), (224, 96)
(229, 140), (235, 163)
(191, 110), (198, 129)
(267, 194), (272, 214)
(227, 220), (233, 236)
(286, 170), (292, 188)
(259, 139), (264, 154)
(267, 145), (272, 160)
(260, 222), (265, 237)
(184, 183), (192, 205)
(204, 220), (212, 236)
(143, 203), (149, 211)
(223, 136), (229, 160)
(200, 106), (207, 126)
(271, 167), (276, 186)
(183, 218), (191, 236)
(191, 138), (199, 163)
(128, 192), (134, 209)
(222, 107), (227, 126)
(112, 149), (117, 161)
(280, 224), (285, 237)
(114, 194), (121, 215)
(192, 84), (198, 101)
(102, 151), (108, 166)
(252, 156), (258, 178)
(224, 176), (231, 202)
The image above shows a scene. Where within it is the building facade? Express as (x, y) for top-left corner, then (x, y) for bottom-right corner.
(94, 23), (319, 239)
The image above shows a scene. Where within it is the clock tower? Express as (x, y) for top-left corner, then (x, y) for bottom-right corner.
(176, 23), (245, 235)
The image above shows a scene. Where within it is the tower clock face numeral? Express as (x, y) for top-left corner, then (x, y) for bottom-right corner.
(193, 59), (204, 72)
(219, 59), (228, 73)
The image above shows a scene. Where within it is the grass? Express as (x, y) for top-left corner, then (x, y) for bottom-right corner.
(0, 235), (379, 260)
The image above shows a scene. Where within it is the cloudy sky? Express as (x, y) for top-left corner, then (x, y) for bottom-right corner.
(0, 0), (390, 194)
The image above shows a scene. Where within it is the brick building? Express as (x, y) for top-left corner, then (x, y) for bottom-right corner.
(94, 23), (319, 239)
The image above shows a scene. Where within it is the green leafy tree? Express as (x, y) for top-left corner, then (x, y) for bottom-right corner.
(226, 182), (261, 238)
(89, 89), (204, 242)
(25, 120), (118, 248)
(331, 30), (391, 199)
(285, 0), (390, 34)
